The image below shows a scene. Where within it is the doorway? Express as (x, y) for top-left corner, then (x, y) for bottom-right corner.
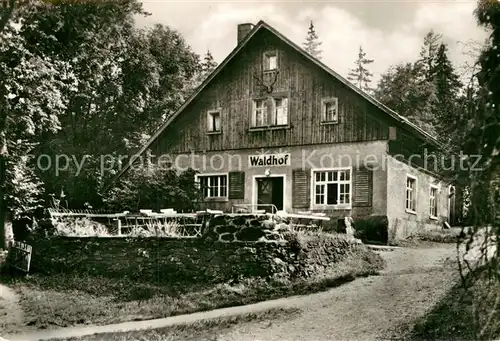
(255, 176), (284, 213)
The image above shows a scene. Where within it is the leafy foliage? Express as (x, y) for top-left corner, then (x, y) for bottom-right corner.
(303, 21), (322, 60)
(347, 46), (374, 93)
(373, 30), (464, 140)
(11, 4), (200, 209)
(0, 1), (202, 247)
(373, 62), (438, 136)
(0, 1), (78, 234)
(103, 167), (202, 213)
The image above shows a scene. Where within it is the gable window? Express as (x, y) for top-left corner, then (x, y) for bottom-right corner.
(312, 169), (351, 208)
(405, 175), (417, 213)
(430, 185), (438, 219)
(321, 98), (339, 123)
(197, 174), (227, 199)
(207, 110), (221, 133)
(263, 51), (277, 71)
(251, 97), (288, 128)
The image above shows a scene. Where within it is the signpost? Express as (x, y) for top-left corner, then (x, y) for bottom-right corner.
(9, 241), (32, 273)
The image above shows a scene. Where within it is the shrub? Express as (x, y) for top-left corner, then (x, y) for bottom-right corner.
(128, 220), (184, 237)
(51, 217), (110, 237)
(353, 215), (389, 244)
(103, 167), (202, 213)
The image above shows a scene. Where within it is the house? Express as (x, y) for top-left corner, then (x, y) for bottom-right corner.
(112, 20), (455, 242)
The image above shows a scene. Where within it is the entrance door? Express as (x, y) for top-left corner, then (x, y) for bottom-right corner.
(256, 177), (284, 213)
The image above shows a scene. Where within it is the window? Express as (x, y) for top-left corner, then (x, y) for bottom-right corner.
(251, 97), (288, 128)
(406, 175), (417, 213)
(312, 169), (351, 207)
(207, 110), (221, 133)
(197, 174), (227, 198)
(264, 52), (277, 70)
(321, 98), (339, 123)
(273, 97), (288, 125)
(252, 99), (267, 127)
(430, 186), (438, 218)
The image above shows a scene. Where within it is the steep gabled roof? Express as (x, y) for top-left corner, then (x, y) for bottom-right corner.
(108, 20), (441, 187)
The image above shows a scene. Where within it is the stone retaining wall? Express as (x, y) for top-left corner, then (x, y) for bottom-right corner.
(25, 214), (366, 285)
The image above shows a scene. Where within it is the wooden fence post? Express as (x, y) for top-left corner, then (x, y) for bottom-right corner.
(116, 219), (122, 236)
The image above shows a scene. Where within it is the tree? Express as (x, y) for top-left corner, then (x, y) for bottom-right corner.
(373, 63), (438, 136)
(186, 49), (218, 96)
(27, 12), (199, 209)
(449, 2), (500, 339)
(303, 21), (322, 60)
(417, 29), (443, 81)
(200, 50), (217, 80)
(103, 166), (202, 213)
(0, 1), (200, 246)
(0, 1), (78, 248)
(432, 43), (463, 141)
(347, 46), (374, 93)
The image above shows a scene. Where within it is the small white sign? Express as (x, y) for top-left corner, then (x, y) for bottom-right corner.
(248, 153), (291, 167)
(9, 241), (32, 273)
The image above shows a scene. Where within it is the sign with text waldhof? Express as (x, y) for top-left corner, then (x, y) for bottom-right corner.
(248, 153), (291, 167)
(9, 241), (32, 273)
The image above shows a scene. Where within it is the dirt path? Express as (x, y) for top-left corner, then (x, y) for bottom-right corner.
(0, 283), (23, 336)
(218, 245), (458, 341)
(4, 245), (458, 341)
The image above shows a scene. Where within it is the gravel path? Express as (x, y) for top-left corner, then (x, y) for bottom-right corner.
(0, 283), (24, 336)
(218, 245), (458, 341)
(3, 244), (458, 341)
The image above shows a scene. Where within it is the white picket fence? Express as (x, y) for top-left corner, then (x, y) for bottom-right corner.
(46, 206), (331, 237)
(47, 208), (208, 237)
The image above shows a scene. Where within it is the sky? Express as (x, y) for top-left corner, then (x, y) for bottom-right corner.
(135, 0), (490, 85)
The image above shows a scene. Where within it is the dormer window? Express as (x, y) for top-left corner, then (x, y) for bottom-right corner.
(263, 51), (277, 71)
(321, 97), (339, 123)
(207, 109), (221, 133)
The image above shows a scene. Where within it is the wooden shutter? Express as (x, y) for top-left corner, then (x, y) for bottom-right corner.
(353, 167), (373, 207)
(228, 171), (245, 199)
(292, 168), (310, 208)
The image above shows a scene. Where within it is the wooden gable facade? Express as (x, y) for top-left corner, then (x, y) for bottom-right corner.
(149, 27), (400, 156)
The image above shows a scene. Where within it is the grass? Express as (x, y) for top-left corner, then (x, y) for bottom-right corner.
(2, 247), (384, 333)
(45, 307), (303, 341)
(406, 264), (500, 341)
(390, 228), (462, 247)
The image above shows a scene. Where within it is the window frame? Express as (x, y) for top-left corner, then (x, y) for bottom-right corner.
(195, 173), (229, 201)
(250, 95), (289, 129)
(405, 174), (417, 214)
(429, 185), (439, 220)
(263, 51), (278, 71)
(321, 97), (339, 124)
(206, 109), (222, 134)
(310, 167), (352, 210)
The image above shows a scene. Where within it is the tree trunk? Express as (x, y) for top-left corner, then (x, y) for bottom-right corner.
(0, 154), (6, 250)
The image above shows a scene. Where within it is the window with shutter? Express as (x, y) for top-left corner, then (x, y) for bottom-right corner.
(228, 171), (245, 199)
(312, 169), (351, 208)
(274, 97), (288, 125)
(353, 167), (373, 207)
(292, 168), (310, 208)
